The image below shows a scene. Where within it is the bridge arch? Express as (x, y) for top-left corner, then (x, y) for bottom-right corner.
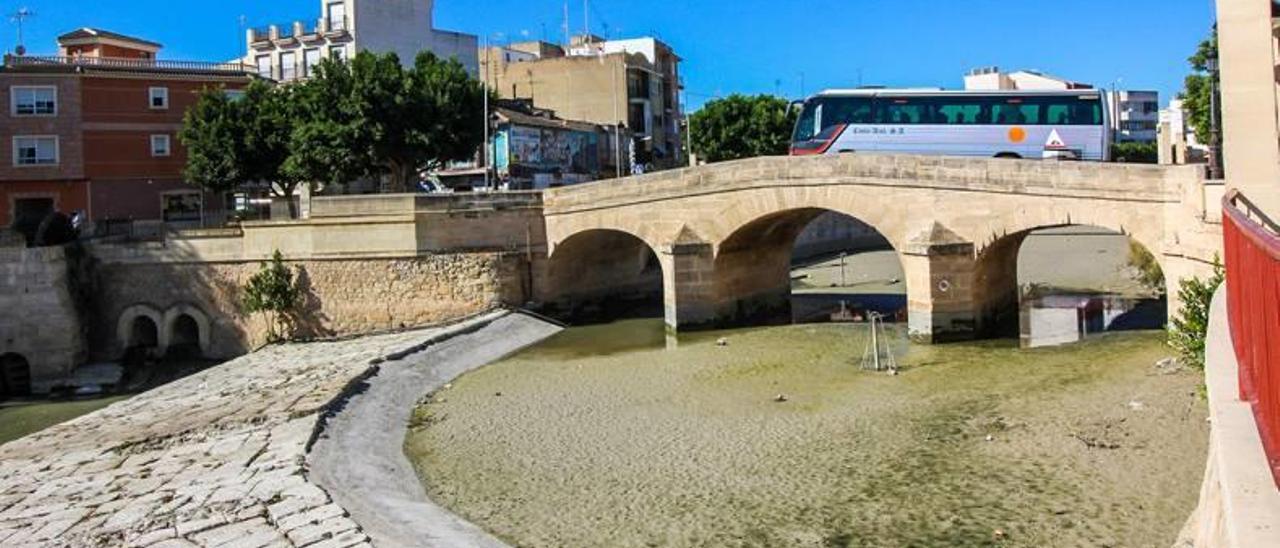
(973, 223), (1169, 341)
(712, 207), (905, 326)
(543, 228), (665, 323)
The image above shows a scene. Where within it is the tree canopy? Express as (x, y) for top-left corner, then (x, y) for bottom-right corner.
(286, 51), (487, 193)
(1181, 28), (1218, 144)
(689, 94), (798, 163)
(183, 51), (487, 196)
(181, 79), (302, 197)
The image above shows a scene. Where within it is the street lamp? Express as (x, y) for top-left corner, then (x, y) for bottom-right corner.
(1207, 55), (1224, 180)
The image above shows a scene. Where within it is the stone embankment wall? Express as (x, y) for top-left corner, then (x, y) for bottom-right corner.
(89, 252), (523, 361)
(81, 192), (543, 363)
(0, 244), (85, 394)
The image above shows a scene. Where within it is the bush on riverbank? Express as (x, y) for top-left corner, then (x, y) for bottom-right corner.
(1168, 259), (1225, 369)
(243, 250), (302, 343)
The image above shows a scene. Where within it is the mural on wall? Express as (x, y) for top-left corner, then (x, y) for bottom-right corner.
(507, 126), (599, 174)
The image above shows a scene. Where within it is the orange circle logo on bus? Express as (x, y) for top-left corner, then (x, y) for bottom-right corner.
(1008, 127), (1027, 143)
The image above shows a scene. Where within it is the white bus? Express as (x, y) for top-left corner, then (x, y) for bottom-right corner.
(790, 89), (1111, 161)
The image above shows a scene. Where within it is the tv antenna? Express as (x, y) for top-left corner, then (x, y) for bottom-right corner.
(9, 7), (34, 56)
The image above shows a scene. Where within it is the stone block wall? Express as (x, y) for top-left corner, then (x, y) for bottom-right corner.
(0, 246), (86, 393)
(89, 252), (525, 362)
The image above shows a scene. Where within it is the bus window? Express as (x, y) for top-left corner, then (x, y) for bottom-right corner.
(825, 97), (874, 125)
(991, 101), (1041, 125)
(937, 101), (984, 125)
(878, 100), (933, 124)
(1045, 104), (1071, 125)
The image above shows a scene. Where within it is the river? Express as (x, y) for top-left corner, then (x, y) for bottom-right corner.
(407, 321), (1206, 548)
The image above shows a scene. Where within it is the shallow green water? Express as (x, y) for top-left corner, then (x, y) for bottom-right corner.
(0, 397), (128, 446)
(408, 320), (1207, 548)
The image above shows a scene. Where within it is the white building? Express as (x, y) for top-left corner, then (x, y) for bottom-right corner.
(964, 67), (1094, 91)
(964, 67), (1158, 143)
(1109, 90), (1160, 143)
(245, 0), (478, 83)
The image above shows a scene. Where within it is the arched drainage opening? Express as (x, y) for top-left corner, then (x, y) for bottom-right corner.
(0, 353), (32, 400)
(167, 314), (204, 359)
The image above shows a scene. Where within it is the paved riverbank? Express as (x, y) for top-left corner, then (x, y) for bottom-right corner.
(310, 313), (562, 548)
(0, 310), (512, 547)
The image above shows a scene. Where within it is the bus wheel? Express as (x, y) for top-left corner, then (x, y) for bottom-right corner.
(994, 152), (1022, 159)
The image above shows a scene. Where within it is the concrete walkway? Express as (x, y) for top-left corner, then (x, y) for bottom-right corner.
(309, 312), (562, 548)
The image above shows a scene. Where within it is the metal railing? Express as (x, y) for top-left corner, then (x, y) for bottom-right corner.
(1223, 189), (1280, 488)
(5, 55), (252, 75)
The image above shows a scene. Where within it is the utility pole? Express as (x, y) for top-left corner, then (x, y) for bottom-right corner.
(1208, 55), (1224, 179)
(9, 7), (34, 56)
(483, 36), (491, 190)
(563, 0), (573, 48)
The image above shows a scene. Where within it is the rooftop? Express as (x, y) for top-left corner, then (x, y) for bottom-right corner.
(56, 27), (163, 49)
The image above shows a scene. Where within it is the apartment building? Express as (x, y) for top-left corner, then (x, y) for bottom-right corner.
(0, 29), (253, 229)
(1109, 90), (1160, 143)
(480, 35), (684, 170)
(246, 0), (478, 83)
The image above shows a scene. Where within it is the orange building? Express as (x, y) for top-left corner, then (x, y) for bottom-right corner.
(0, 29), (253, 230)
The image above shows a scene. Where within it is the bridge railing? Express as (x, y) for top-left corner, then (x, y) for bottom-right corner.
(1223, 189), (1280, 487)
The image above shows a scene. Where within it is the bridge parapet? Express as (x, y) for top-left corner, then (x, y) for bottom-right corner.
(544, 154), (1204, 215)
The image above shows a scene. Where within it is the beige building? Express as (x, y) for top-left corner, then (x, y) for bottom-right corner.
(1217, 0), (1280, 214)
(480, 35), (683, 170)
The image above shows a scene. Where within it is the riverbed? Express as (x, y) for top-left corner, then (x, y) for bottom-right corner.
(407, 322), (1206, 548)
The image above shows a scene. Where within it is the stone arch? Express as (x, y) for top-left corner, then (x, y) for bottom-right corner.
(0, 353), (32, 399)
(712, 206), (905, 326)
(117, 305), (162, 359)
(161, 304), (212, 359)
(972, 222), (1169, 340)
(543, 228), (666, 323)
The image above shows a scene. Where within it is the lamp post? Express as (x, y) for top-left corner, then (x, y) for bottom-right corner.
(1207, 55), (1223, 180)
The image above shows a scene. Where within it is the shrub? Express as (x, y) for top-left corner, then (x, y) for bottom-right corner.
(242, 250), (302, 343)
(1127, 241), (1165, 295)
(1112, 142), (1158, 164)
(1167, 259), (1225, 370)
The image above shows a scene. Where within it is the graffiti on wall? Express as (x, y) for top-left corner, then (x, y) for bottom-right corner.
(507, 126), (600, 174)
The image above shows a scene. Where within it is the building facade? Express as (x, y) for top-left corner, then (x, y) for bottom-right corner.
(480, 35), (684, 171)
(964, 67), (1157, 143)
(246, 0), (479, 83)
(0, 29), (252, 229)
(1109, 90), (1160, 143)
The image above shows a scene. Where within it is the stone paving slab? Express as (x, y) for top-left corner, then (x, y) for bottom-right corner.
(0, 311), (509, 547)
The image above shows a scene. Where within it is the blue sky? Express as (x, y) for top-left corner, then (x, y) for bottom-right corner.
(13, 0), (1214, 109)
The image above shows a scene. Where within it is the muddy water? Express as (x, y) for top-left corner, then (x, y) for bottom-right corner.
(407, 322), (1207, 548)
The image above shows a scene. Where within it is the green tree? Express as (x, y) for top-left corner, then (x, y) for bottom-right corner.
(1181, 28), (1218, 144)
(180, 86), (248, 195)
(181, 80), (303, 197)
(1168, 259), (1225, 370)
(242, 251), (302, 343)
(286, 51), (487, 193)
(690, 94), (798, 163)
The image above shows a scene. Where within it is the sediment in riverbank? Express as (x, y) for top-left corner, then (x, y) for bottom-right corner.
(409, 321), (1207, 548)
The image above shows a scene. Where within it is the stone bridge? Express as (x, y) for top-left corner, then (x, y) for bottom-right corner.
(540, 154), (1224, 342)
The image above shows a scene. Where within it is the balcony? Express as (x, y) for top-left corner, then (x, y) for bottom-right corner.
(4, 55), (253, 76)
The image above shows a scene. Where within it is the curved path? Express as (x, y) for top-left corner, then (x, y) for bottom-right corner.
(309, 312), (562, 548)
